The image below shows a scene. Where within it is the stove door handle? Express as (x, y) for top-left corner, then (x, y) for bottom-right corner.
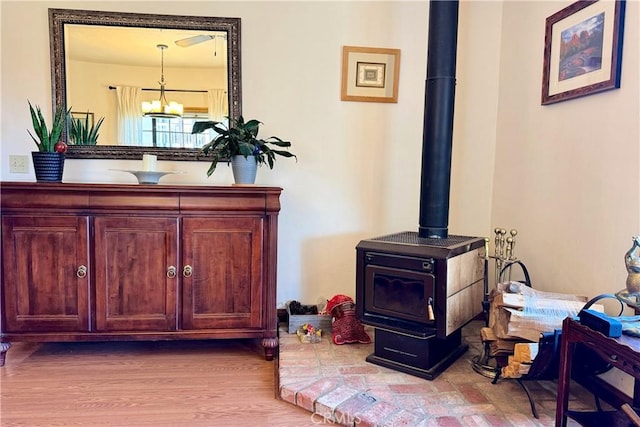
(427, 297), (435, 321)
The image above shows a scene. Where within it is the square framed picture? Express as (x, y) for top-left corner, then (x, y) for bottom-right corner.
(70, 111), (94, 127)
(341, 46), (400, 103)
(541, 0), (626, 105)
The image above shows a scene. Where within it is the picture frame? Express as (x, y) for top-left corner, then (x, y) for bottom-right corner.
(70, 111), (94, 127)
(541, 0), (626, 105)
(341, 46), (400, 103)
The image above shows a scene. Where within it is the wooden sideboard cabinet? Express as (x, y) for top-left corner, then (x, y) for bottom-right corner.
(0, 182), (281, 365)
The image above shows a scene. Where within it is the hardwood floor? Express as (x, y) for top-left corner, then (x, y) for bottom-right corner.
(0, 339), (327, 426)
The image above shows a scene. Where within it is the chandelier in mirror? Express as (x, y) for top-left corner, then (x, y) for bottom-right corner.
(141, 44), (184, 118)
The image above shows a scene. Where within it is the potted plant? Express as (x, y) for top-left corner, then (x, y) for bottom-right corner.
(67, 112), (105, 145)
(28, 101), (70, 182)
(192, 115), (296, 184)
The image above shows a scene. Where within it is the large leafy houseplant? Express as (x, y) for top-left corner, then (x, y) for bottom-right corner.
(67, 113), (105, 145)
(192, 116), (296, 177)
(27, 101), (70, 152)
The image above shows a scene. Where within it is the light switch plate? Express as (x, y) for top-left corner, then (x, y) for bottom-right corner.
(9, 155), (29, 173)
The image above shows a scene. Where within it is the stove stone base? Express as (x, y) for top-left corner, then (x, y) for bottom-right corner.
(366, 328), (468, 380)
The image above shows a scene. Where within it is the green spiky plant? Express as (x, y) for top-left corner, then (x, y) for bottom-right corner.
(68, 113), (105, 145)
(28, 101), (70, 152)
(192, 116), (296, 177)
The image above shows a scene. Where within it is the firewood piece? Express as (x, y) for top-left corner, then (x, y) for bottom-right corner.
(481, 327), (497, 342)
(513, 342), (539, 363)
(489, 338), (518, 356)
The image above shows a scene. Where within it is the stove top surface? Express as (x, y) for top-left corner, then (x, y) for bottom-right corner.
(370, 231), (479, 248)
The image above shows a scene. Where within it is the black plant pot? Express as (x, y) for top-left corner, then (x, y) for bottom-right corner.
(32, 152), (65, 182)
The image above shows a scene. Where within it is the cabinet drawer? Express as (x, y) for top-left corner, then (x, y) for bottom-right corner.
(90, 191), (179, 211)
(180, 194), (266, 212)
(1, 189), (88, 210)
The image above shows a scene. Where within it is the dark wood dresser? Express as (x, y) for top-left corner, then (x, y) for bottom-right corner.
(0, 182), (281, 365)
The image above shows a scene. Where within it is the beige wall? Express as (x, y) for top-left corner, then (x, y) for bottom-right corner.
(2, 1), (638, 321)
(1, 0), (498, 308)
(493, 0), (639, 392)
(495, 0), (640, 300)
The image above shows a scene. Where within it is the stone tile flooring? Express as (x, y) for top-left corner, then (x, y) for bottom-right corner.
(278, 321), (594, 426)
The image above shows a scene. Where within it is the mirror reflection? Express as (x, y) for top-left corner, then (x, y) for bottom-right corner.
(49, 9), (242, 160)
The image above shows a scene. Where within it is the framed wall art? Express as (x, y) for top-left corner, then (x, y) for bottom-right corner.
(70, 111), (94, 127)
(541, 0), (626, 105)
(341, 46), (400, 103)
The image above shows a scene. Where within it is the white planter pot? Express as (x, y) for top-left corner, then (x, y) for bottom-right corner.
(231, 155), (257, 184)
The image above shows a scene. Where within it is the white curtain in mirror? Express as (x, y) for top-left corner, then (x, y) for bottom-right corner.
(207, 89), (227, 122)
(116, 86), (143, 145)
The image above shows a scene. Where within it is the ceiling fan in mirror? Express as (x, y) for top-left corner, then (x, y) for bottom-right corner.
(175, 34), (227, 56)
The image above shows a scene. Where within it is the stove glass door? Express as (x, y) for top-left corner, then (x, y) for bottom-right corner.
(364, 265), (435, 325)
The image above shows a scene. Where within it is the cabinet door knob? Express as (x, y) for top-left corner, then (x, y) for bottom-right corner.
(183, 265), (193, 278)
(76, 265), (87, 278)
(167, 266), (177, 278)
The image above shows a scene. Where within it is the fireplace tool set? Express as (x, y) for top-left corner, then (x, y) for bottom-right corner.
(471, 227), (525, 378)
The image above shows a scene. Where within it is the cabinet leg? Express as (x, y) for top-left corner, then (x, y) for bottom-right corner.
(261, 337), (278, 361)
(0, 342), (11, 367)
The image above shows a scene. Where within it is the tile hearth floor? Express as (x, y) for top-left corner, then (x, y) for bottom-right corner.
(278, 321), (595, 426)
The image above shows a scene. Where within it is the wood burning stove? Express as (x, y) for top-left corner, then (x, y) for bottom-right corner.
(354, 0), (484, 380)
(356, 232), (484, 379)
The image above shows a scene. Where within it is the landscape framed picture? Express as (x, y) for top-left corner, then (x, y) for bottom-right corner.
(341, 46), (400, 103)
(541, 0), (626, 105)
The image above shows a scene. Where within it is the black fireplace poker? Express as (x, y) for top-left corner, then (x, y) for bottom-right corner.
(418, 0), (459, 239)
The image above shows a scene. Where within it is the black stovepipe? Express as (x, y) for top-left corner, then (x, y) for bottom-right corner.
(418, 0), (459, 239)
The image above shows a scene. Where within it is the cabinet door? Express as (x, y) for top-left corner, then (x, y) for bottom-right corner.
(1, 216), (90, 332)
(182, 217), (263, 329)
(94, 217), (178, 332)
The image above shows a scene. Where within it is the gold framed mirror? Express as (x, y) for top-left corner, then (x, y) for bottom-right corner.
(49, 8), (241, 160)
